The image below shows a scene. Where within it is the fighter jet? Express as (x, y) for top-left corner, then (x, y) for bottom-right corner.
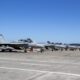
(0, 34), (44, 52)
(67, 44), (80, 51)
(44, 42), (67, 51)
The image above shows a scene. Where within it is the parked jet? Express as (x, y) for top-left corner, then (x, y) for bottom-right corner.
(0, 34), (44, 52)
(67, 44), (80, 51)
(44, 42), (68, 51)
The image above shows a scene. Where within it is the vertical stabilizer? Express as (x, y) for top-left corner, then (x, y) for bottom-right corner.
(0, 34), (5, 43)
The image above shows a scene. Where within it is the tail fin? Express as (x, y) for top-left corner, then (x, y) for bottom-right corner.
(0, 34), (6, 43)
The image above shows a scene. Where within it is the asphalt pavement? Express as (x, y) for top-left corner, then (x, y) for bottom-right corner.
(0, 51), (80, 80)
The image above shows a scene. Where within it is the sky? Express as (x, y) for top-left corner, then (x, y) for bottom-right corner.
(0, 0), (80, 43)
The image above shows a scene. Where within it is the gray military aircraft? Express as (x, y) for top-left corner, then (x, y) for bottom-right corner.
(66, 44), (80, 51)
(0, 34), (44, 52)
(44, 42), (67, 51)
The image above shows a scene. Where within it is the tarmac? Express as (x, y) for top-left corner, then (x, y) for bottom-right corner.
(0, 50), (80, 80)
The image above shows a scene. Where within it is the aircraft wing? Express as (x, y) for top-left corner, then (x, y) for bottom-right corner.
(0, 42), (29, 50)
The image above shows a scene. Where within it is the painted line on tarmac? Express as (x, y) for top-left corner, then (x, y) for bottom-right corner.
(20, 63), (51, 66)
(0, 67), (80, 77)
(0, 57), (80, 65)
(0, 57), (80, 66)
(0, 57), (58, 63)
